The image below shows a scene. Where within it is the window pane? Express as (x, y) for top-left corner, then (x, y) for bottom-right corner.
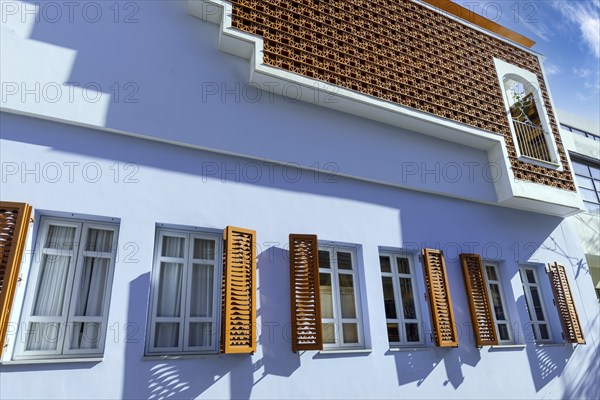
(485, 265), (498, 281)
(498, 323), (510, 341)
(322, 323), (335, 344)
(319, 250), (330, 269)
(387, 323), (400, 343)
(189, 322), (212, 347)
(155, 323), (179, 348)
(339, 274), (357, 318)
(190, 264), (213, 317)
(590, 166), (600, 180)
(45, 225), (76, 250)
(526, 269), (536, 284)
(572, 162), (589, 177)
(85, 229), (114, 252)
(539, 324), (550, 340)
(319, 273), (334, 318)
(584, 202), (600, 214)
(405, 323), (420, 342)
(399, 278), (416, 320)
(523, 292), (534, 321)
(337, 252), (352, 270)
(531, 324), (538, 341)
(379, 256), (391, 273)
(161, 236), (185, 258)
(381, 277), (397, 319)
(70, 322), (101, 350)
(342, 323), (358, 343)
(157, 262), (183, 317)
(575, 175), (595, 190)
(32, 255), (71, 316)
(74, 257), (109, 316)
(530, 287), (545, 321)
(25, 322), (60, 351)
(580, 188), (599, 203)
(396, 257), (410, 274)
(193, 239), (215, 260)
(489, 283), (506, 321)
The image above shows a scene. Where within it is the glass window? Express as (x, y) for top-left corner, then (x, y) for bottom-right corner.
(379, 253), (424, 346)
(484, 263), (513, 343)
(572, 159), (600, 215)
(16, 217), (119, 359)
(147, 229), (222, 354)
(319, 246), (364, 348)
(519, 267), (552, 342)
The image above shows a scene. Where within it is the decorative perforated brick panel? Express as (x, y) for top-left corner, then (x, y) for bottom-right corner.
(229, 0), (575, 191)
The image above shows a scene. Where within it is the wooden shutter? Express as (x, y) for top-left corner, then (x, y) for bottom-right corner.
(0, 201), (32, 356)
(460, 254), (498, 346)
(547, 262), (585, 344)
(421, 249), (458, 347)
(221, 226), (256, 354)
(289, 234), (322, 352)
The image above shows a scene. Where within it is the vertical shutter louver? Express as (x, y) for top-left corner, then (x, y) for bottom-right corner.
(460, 254), (498, 346)
(421, 248), (458, 347)
(0, 201), (32, 356)
(221, 226), (257, 354)
(547, 262), (585, 344)
(289, 234), (322, 352)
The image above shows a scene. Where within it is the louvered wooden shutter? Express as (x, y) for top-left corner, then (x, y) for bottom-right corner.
(289, 234), (322, 352)
(547, 262), (585, 344)
(221, 226), (256, 354)
(460, 254), (498, 346)
(0, 202), (32, 356)
(421, 249), (458, 347)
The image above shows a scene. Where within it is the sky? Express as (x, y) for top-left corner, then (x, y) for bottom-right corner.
(453, 0), (600, 125)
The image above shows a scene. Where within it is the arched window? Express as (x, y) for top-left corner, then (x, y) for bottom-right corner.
(502, 74), (554, 163)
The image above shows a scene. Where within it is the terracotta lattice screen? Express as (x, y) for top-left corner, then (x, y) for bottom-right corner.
(229, 0), (574, 191)
(460, 254), (497, 346)
(421, 248), (458, 347)
(0, 202), (32, 356)
(547, 262), (585, 344)
(289, 234), (322, 351)
(221, 226), (257, 353)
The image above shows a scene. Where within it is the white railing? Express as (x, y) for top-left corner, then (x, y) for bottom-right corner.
(512, 120), (552, 162)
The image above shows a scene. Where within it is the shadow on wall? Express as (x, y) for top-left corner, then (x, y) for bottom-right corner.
(255, 247), (301, 384)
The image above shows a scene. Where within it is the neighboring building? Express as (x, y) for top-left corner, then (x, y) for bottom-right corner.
(558, 109), (600, 299)
(1, 1), (598, 399)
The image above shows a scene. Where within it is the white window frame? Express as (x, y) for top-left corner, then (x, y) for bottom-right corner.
(14, 217), (119, 360)
(146, 228), (222, 355)
(519, 266), (553, 343)
(379, 251), (424, 347)
(318, 244), (364, 349)
(493, 58), (562, 170)
(483, 262), (513, 344)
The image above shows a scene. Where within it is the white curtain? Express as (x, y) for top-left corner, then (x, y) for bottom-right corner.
(75, 257), (109, 317)
(190, 264), (213, 318)
(32, 255), (70, 316)
(155, 236), (184, 347)
(86, 228), (113, 252)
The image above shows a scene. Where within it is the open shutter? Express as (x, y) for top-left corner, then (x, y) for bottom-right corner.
(221, 226), (256, 354)
(421, 249), (458, 347)
(460, 254), (498, 346)
(0, 201), (32, 356)
(289, 234), (322, 352)
(547, 262), (585, 344)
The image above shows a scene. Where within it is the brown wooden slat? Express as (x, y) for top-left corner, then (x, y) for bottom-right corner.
(421, 248), (458, 347)
(221, 226), (256, 354)
(547, 262), (585, 344)
(460, 254), (498, 346)
(289, 234), (322, 352)
(0, 201), (32, 357)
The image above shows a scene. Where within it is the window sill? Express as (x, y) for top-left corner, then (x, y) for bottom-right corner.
(2, 357), (103, 365)
(387, 347), (431, 353)
(317, 349), (372, 355)
(517, 155), (562, 170)
(535, 343), (568, 348)
(489, 344), (526, 350)
(143, 353), (220, 361)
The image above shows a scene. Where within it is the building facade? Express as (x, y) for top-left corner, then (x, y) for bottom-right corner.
(1, 1), (598, 399)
